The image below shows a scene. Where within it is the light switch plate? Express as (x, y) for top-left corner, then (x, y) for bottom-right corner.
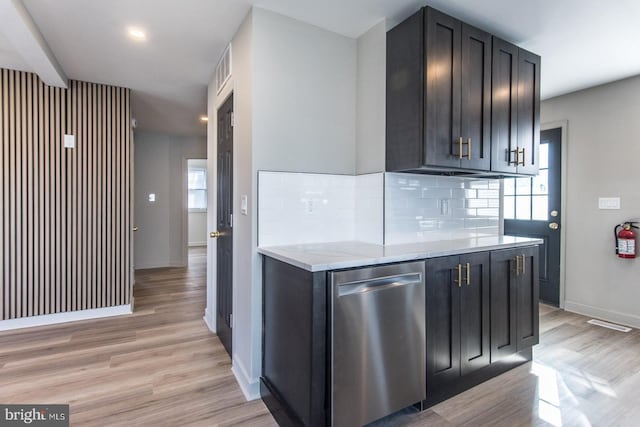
(64, 134), (75, 149)
(598, 197), (620, 210)
(240, 195), (248, 215)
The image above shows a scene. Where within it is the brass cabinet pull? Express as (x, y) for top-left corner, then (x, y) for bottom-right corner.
(510, 147), (519, 165)
(519, 147), (526, 166)
(521, 255), (525, 274)
(454, 264), (462, 287)
(467, 138), (471, 160)
(466, 262), (471, 286)
(458, 137), (463, 160)
(515, 256), (520, 275)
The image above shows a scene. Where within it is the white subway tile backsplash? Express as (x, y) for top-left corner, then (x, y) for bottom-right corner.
(385, 173), (500, 245)
(258, 171), (384, 246)
(259, 171), (500, 248)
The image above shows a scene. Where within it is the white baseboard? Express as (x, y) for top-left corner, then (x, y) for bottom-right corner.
(203, 308), (216, 333)
(231, 356), (260, 401)
(564, 301), (640, 329)
(0, 305), (132, 331)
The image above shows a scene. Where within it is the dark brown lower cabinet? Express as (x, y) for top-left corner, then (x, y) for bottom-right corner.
(426, 252), (490, 397)
(261, 245), (540, 425)
(490, 246), (539, 363)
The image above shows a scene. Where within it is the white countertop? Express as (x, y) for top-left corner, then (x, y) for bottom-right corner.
(257, 236), (543, 272)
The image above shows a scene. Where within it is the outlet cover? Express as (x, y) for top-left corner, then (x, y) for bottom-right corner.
(64, 134), (75, 149)
(598, 197), (620, 210)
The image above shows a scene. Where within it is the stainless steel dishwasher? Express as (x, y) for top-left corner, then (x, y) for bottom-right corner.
(330, 261), (426, 427)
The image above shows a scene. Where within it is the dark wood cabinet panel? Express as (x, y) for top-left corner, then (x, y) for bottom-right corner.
(516, 246), (540, 349)
(426, 252), (490, 394)
(262, 258), (327, 427)
(490, 246), (540, 362)
(386, 9), (424, 172)
(491, 38), (541, 175)
(459, 252), (490, 375)
(517, 49), (541, 175)
(490, 248), (518, 361)
(460, 24), (491, 171)
(426, 255), (461, 393)
(424, 7), (461, 169)
(490, 38), (519, 175)
(387, 7), (494, 173)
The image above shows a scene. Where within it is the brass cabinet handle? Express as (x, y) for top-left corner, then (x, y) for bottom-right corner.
(510, 147), (519, 165)
(132, 227), (139, 232)
(458, 137), (463, 160)
(466, 262), (471, 286)
(210, 231), (221, 238)
(521, 255), (526, 274)
(467, 138), (471, 160)
(515, 256), (520, 275)
(519, 147), (526, 166)
(454, 264), (462, 287)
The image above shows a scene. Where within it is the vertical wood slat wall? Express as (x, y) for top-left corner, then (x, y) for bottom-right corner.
(0, 69), (131, 320)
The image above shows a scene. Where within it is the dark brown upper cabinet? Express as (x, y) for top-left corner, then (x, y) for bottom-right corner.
(491, 38), (541, 175)
(387, 7), (491, 173)
(386, 6), (540, 176)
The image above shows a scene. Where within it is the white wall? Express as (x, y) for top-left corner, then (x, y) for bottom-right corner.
(206, 7), (363, 400)
(134, 131), (206, 269)
(541, 75), (640, 327)
(252, 7), (357, 174)
(356, 20), (387, 174)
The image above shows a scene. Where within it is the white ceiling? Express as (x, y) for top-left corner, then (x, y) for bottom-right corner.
(0, 0), (639, 136)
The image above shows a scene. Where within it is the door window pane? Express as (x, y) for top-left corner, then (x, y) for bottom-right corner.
(504, 178), (515, 196)
(539, 143), (549, 169)
(532, 195), (548, 221)
(515, 195), (531, 220)
(532, 170), (548, 195)
(516, 177), (532, 196)
(504, 196), (515, 220)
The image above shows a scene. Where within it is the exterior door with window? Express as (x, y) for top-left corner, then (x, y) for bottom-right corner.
(504, 128), (561, 305)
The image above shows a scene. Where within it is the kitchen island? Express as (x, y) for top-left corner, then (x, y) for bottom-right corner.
(259, 236), (542, 427)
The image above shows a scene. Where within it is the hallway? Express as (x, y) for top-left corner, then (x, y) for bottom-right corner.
(0, 248), (275, 426)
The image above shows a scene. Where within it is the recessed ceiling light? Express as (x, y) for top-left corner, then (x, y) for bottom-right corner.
(127, 27), (147, 41)
(200, 115), (208, 122)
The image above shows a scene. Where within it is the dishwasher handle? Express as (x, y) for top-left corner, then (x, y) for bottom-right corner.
(337, 272), (422, 297)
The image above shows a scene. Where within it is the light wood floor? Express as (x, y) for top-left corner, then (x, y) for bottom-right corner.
(2, 253), (640, 426)
(0, 247), (276, 426)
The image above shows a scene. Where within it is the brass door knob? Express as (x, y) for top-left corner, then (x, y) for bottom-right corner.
(549, 222), (559, 230)
(210, 231), (221, 238)
(133, 227), (139, 232)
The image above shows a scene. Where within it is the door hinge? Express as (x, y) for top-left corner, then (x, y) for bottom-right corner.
(230, 112), (235, 128)
(229, 313), (233, 328)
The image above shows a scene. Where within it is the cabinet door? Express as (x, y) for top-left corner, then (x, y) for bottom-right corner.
(426, 255), (461, 394)
(460, 24), (491, 171)
(516, 246), (540, 349)
(516, 49), (541, 175)
(490, 38), (519, 174)
(424, 7), (461, 168)
(490, 248), (518, 362)
(459, 252), (490, 375)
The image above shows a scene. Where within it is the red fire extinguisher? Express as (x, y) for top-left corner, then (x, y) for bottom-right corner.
(615, 222), (639, 258)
